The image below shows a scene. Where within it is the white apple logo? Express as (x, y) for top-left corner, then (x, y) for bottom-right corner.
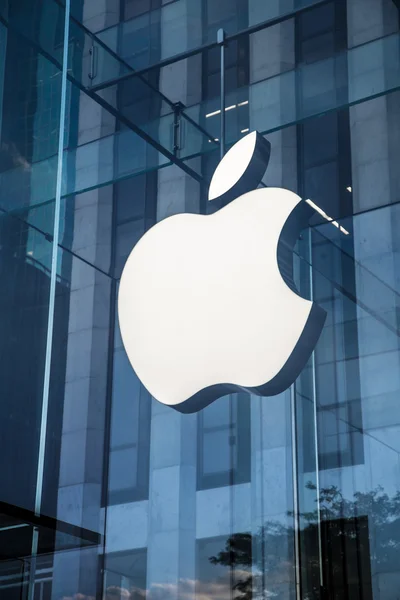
(118, 131), (326, 413)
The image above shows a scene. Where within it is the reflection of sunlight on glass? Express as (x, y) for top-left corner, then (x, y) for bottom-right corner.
(205, 109), (221, 118)
(205, 101), (249, 118)
(306, 198), (350, 235)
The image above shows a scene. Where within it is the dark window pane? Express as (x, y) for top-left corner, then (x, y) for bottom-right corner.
(206, 0), (237, 26)
(302, 113), (338, 168)
(123, 0), (151, 20)
(301, 32), (335, 64)
(115, 220), (145, 276)
(298, 3), (335, 38)
(116, 176), (146, 224)
(304, 160), (339, 216)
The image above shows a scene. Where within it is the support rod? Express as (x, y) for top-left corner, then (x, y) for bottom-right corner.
(28, 1), (71, 598)
(217, 28), (226, 158)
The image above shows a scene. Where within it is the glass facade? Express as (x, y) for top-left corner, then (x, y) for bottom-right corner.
(0, 0), (400, 598)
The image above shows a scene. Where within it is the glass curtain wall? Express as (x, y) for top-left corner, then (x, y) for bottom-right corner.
(1, 0), (400, 599)
(0, 0), (66, 571)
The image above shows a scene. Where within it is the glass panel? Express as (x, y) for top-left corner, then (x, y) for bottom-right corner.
(0, 558), (27, 600)
(104, 549), (147, 599)
(108, 346), (151, 504)
(0, 23), (6, 132)
(111, 351), (141, 448)
(203, 430), (232, 475)
(202, 397), (231, 428)
(4, 0), (65, 65)
(109, 447), (138, 492)
(196, 537), (232, 598)
(2, 0), (211, 176)
(0, 1), (65, 513)
(4, 0), (400, 209)
(184, 32), (400, 171)
(41, 243), (112, 522)
(295, 202), (400, 599)
(2, 4), (400, 600)
(96, 0), (329, 74)
(6, 2), (400, 230)
(0, 99), (171, 211)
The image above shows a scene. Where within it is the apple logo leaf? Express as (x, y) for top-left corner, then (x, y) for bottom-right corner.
(209, 131), (271, 205)
(118, 131), (326, 413)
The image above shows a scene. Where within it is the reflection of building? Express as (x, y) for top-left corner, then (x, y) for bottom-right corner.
(1, 0), (400, 599)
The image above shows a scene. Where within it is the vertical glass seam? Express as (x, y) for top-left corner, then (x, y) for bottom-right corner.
(34, 0), (71, 518)
(290, 384), (301, 600)
(308, 227), (324, 588)
(0, 22), (7, 136)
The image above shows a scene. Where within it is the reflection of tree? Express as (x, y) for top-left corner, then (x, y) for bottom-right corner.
(301, 483), (400, 571)
(59, 486), (400, 599)
(209, 484), (400, 599)
(210, 533), (252, 599)
(209, 524), (294, 600)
